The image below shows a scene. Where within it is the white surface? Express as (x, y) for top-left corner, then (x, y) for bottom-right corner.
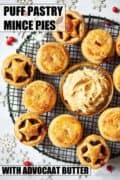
(76, 0), (120, 23)
(0, 0), (120, 180)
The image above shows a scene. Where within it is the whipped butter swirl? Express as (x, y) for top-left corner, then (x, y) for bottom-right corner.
(63, 67), (110, 114)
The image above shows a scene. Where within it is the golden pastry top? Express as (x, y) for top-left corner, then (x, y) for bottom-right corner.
(113, 64), (120, 92)
(81, 29), (113, 64)
(23, 80), (57, 114)
(6, 59), (28, 82)
(2, 53), (35, 88)
(76, 134), (110, 169)
(48, 114), (83, 148)
(62, 67), (110, 115)
(14, 112), (47, 146)
(19, 119), (41, 141)
(98, 108), (120, 141)
(36, 42), (69, 75)
(116, 35), (120, 56)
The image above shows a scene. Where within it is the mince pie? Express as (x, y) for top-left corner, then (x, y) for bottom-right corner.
(116, 35), (120, 56)
(113, 64), (120, 92)
(48, 114), (83, 148)
(81, 29), (113, 65)
(52, 10), (86, 44)
(76, 134), (110, 169)
(23, 80), (57, 114)
(2, 53), (35, 88)
(14, 112), (47, 146)
(98, 108), (120, 141)
(36, 42), (69, 75)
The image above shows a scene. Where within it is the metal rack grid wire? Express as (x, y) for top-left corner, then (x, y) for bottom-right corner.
(7, 15), (120, 164)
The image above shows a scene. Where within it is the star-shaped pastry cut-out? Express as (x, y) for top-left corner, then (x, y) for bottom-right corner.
(19, 120), (41, 141)
(83, 143), (105, 164)
(63, 16), (80, 41)
(6, 59), (28, 82)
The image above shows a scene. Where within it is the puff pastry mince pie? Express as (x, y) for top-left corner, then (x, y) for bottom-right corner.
(113, 64), (120, 92)
(81, 29), (113, 64)
(98, 108), (120, 141)
(2, 53), (35, 88)
(48, 114), (83, 148)
(116, 35), (120, 56)
(76, 134), (110, 169)
(52, 10), (86, 44)
(14, 112), (47, 146)
(23, 80), (57, 114)
(36, 42), (69, 75)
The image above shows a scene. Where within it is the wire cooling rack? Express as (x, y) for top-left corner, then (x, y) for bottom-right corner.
(7, 15), (120, 164)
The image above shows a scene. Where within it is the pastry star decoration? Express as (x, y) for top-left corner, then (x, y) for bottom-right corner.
(63, 16), (80, 41)
(19, 120), (41, 141)
(6, 59), (28, 82)
(83, 143), (105, 164)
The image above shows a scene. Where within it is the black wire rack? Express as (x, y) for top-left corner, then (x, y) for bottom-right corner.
(7, 15), (120, 164)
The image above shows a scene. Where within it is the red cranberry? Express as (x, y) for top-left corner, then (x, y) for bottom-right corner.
(6, 36), (17, 46)
(106, 165), (113, 173)
(8, 36), (17, 42)
(112, 6), (119, 13)
(105, 21), (111, 26)
(6, 38), (13, 45)
(23, 161), (32, 166)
